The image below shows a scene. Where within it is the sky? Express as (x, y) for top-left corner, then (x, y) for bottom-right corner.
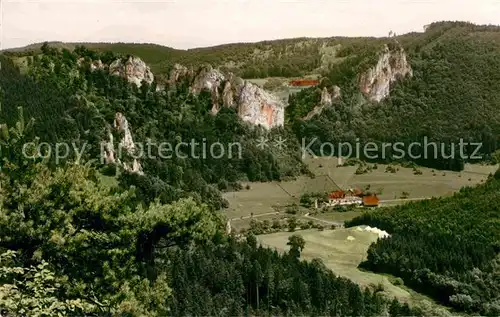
(2, 0), (500, 50)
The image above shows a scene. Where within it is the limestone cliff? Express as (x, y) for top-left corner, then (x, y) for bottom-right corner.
(302, 85), (341, 120)
(221, 81), (234, 109)
(191, 65), (225, 94)
(359, 45), (412, 102)
(90, 59), (105, 71)
(109, 56), (154, 87)
(320, 86), (333, 106)
(168, 63), (193, 85)
(320, 86), (341, 106)
(103, 112), (143, 174)
(237, 81), (285, 129)
(77, 57), (106, 71)
(182, 65), (284, 129)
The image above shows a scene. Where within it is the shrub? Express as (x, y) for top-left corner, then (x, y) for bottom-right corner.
(286, 204), (299, 215)
(100, 163), (117, 176)
(392, 277), (404, 286)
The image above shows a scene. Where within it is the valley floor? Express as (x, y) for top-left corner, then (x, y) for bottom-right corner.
(223, 159), (497, 315)
(257, 228), (454, 316)
(223, 158), (497, 230)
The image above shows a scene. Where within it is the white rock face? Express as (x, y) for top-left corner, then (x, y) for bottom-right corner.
(191, 65), (225, 94)
(114, 113), (135, 152)
(103, 112), (143, 174)
(302, 85), (341, 120)
(102, 131), (115, 164)
(332, 85), (341, 99)
(320, 87), (333, 106)
(359, 45), (412, 102)
(90, 60), (105, 71)
(169, 63), (192, 84)
(109, 56), (154, 87)
(76, 58), (106, 71)
(183, 65), (284, 129)
(237, 81), (285, 129)
(222, 80), (235, 108)
(302, 105), (325, 121)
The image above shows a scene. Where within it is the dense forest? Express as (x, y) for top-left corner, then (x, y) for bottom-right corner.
(2, 21), (500, 315)
(0, 44), (306, 211)
(10, 23), (500, 173)
(3, 36), (385, 81)
(347, 170), (500, 316)
(288, 22), (500, 170)
(0, 44), (425, 316)
(0, 128), (421, 315)
(9, 22), (498, 171)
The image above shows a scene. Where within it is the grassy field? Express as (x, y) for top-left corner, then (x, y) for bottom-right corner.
(246, 75), (320, 101)
(310, 210), (365, 223)
(257, 228), (453, 315)
(223, 157), (497, 229)
(306, 157), (497, 201)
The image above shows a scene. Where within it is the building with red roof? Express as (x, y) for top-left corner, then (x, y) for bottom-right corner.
(362, 195), (380, 207)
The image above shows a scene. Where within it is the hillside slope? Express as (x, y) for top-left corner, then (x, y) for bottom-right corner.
(288, 21), (500, 169)
(6, 21), (500, 172)
(0, 45), (305, 212)
(4, 36), (386, 80)
(0, 41), (428, 317)
(346, 171), (500, 315)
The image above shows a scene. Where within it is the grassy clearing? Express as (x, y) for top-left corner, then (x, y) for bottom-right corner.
(306, 156), (497, 200)
(223, 157), (495, 230)
(257, 228), (453, 315)
(311, 210), (365, 223)
(246, 76), (320, 101)
(258, 228), (410, 300)
(97, 172), (119, 188)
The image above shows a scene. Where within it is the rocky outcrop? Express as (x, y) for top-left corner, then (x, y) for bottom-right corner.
(237, 81), (285, 129)
(191, 65), (225, 94)
(320, 86), (341, 106)
(90, 60), (105, 71)
(222, 81), (234, 108)
(102, 131), (115, 164)
(302, 105), (325, 121)
(303, 85), (341, 120)
(320, 87), (333, 106)
(180, 64), (284, 129)
(332, 85), (341, 100)
(114, 113), (135, 153)
(109, 56), (154, 87)
(76, 58), (106, 71)
(102, 112), (143, 174)
(168, 63), (192, 85)
(359, 45), (412, 102)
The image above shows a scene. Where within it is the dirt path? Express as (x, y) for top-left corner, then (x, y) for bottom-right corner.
(304, 214), (344, 227)
(230, 211), (279, 221)
(379, 197), (431, 205)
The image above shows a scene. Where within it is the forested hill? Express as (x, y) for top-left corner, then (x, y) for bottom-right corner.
(5, 21), (498, 82)
(7, 21), (500, 173)
(0, 23), (421, 80)
(4, 37), (367, 80)
(288, 21), (500, 170)
(346, 170), (500, 316)
(0, 41), (427, 316)
(0, 44), (305, 213)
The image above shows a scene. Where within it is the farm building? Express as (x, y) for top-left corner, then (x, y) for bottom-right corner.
(362, 195), (380, 207)
(289, 79), (320, 87)
(320, 189), (363, 207)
